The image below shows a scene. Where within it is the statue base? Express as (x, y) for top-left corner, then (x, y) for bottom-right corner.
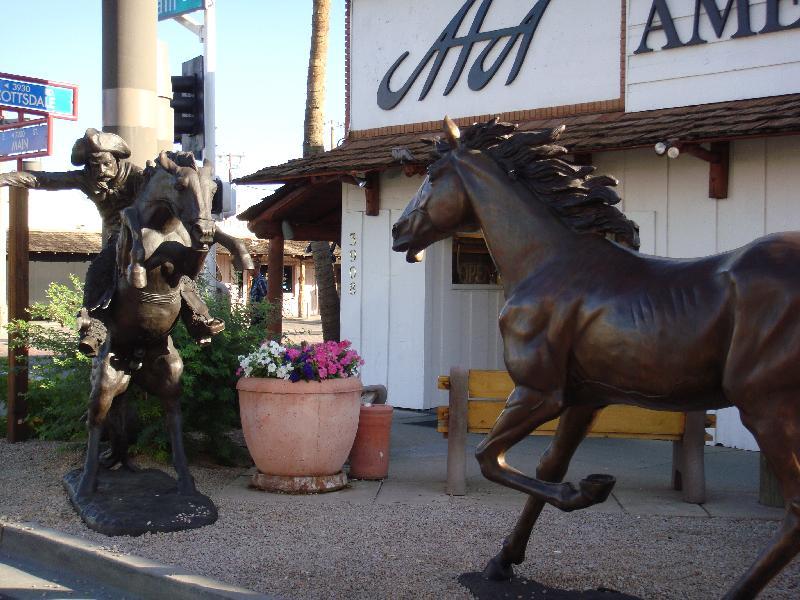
(458, 572), (643, 599)
(63, 467), (218, 536)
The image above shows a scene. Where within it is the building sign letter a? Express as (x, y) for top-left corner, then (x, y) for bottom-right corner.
(377, 0), (551, 111)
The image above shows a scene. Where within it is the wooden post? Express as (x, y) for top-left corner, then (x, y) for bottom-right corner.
(446, 366), (469, 496)
(679, 411), (706, 504)
(759, 455), (784, 507)
(267, 235), (284, 340)
(297, 261), (305, 319)
(7, 183), (29, 442)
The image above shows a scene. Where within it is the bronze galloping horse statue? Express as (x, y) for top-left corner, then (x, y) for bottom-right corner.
(77, 152), (235, 499)
(392, 117), (799, 599)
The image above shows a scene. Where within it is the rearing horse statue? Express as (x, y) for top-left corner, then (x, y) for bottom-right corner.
(392, 117), (799, 599)
(76, 151), (246, 499)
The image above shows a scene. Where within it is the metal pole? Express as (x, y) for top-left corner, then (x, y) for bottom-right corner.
(203, 0), (216, 169)
(202, 0), (218, 286)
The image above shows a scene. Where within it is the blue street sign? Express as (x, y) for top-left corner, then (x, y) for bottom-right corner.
(0, 119), (50, 161)
(158, 0), (205, 20)
(0, 75), (76, 119)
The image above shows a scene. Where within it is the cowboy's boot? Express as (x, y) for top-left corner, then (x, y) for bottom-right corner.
(77, 308), (107, 357)
(179, 277), (225, 345)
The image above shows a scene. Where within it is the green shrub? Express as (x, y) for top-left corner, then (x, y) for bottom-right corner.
(137, 288), (276, 464)
(0, 357), (7, 433)
(10, 276), (275, 464)
(8, 275), (92, 441)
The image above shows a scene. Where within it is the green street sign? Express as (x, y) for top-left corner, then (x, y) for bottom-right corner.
(158, 0), (204, 21)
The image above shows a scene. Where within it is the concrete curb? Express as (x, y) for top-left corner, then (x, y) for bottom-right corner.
(0, 521), (274, 600)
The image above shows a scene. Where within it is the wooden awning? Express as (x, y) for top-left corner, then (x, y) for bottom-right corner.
(237, 179), (342, 243)
(236, 94), (800, 185)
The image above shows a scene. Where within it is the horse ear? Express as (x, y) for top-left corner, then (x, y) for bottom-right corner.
(443, 116), (461, 149)
(157, 150), (179, 174)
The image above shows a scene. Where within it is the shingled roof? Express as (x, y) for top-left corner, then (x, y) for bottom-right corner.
(23, 231), (328, 261)
(216, 237), (324, 258)
(27, 230), (102, 254)
(237, 94), (800, 184)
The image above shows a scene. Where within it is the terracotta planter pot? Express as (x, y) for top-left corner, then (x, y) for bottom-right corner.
(237, 377), (362, 478)
(349, 404), (393, 480)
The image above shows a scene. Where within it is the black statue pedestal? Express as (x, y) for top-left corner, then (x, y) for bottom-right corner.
(458, 573), (643, 600)
(63, 468), (218, 536)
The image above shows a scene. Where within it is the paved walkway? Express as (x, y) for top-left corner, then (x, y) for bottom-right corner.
(221, 408), (783, 520)
(0, 408), (786, 599)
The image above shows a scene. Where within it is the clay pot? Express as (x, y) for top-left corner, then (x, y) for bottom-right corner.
(237, 377), (362, 477)
(349, 404), (393, 480)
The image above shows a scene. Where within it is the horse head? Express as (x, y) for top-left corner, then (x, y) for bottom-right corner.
(392, 117), (479, 263)
(154, 151), (216, 251)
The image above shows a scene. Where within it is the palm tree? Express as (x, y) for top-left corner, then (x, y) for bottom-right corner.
(305, 0), (340, 341)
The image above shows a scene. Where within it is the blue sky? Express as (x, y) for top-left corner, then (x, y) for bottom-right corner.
(1, 1), (345, 218)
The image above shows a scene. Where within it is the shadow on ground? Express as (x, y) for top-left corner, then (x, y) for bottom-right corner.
(458, 572), (643, 599)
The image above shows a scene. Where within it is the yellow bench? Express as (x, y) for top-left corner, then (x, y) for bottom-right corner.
(437, 368), (715, 502)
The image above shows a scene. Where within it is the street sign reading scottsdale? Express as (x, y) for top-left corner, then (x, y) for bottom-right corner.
(0, 73), (78, 120)
(158, 0), (205, 21)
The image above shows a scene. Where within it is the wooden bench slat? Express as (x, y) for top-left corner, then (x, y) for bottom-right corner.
(440, 368), (711, 502)
(468, 370), (514, 398)
(438, 402), (686, 439)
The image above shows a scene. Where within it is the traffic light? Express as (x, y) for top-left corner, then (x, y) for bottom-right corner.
(211, 178), (237, 218)
(171, 56), (204, 144)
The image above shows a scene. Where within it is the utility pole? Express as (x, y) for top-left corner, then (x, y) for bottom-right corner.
(102, 0), (158, 169)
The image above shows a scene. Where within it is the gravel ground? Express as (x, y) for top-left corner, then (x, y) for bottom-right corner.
(1, 439), (798, 599)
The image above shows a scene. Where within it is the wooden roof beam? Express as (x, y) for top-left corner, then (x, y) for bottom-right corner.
(344, 171), (381, 217)
(678, 142), (730, 200)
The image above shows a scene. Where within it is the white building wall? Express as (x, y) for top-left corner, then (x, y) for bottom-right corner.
(594, 135), (800, 449)
(342, 170), (508, 410)
(344, 136), (800, 428)
(30, 261), (90, 306)
(627, 0), (800, 112)
(351, 0), (621, 130)
(341, 173), (428, 409)
(425, 237), (506, 408)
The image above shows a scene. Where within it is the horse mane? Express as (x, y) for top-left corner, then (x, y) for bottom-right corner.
(435, 119), (640, 250)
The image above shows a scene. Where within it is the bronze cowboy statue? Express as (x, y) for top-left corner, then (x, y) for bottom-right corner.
(0, 129), (250, 357)
(392, 117), (800, 599)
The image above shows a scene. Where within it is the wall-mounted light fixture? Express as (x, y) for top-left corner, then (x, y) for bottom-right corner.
(281, 219), (295, 240)
(654, 141), (680, 159)
(654, 139), (730, 199)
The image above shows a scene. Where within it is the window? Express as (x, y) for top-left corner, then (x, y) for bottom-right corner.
(282, 266), (293, 293)
(263, 265), (294, 293)
(452, 233), (500, 285)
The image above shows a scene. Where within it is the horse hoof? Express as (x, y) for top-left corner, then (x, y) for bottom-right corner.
(128, 264), (147, 289)
(483, 555), (514, 581)
(579, 473), (616, 505)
